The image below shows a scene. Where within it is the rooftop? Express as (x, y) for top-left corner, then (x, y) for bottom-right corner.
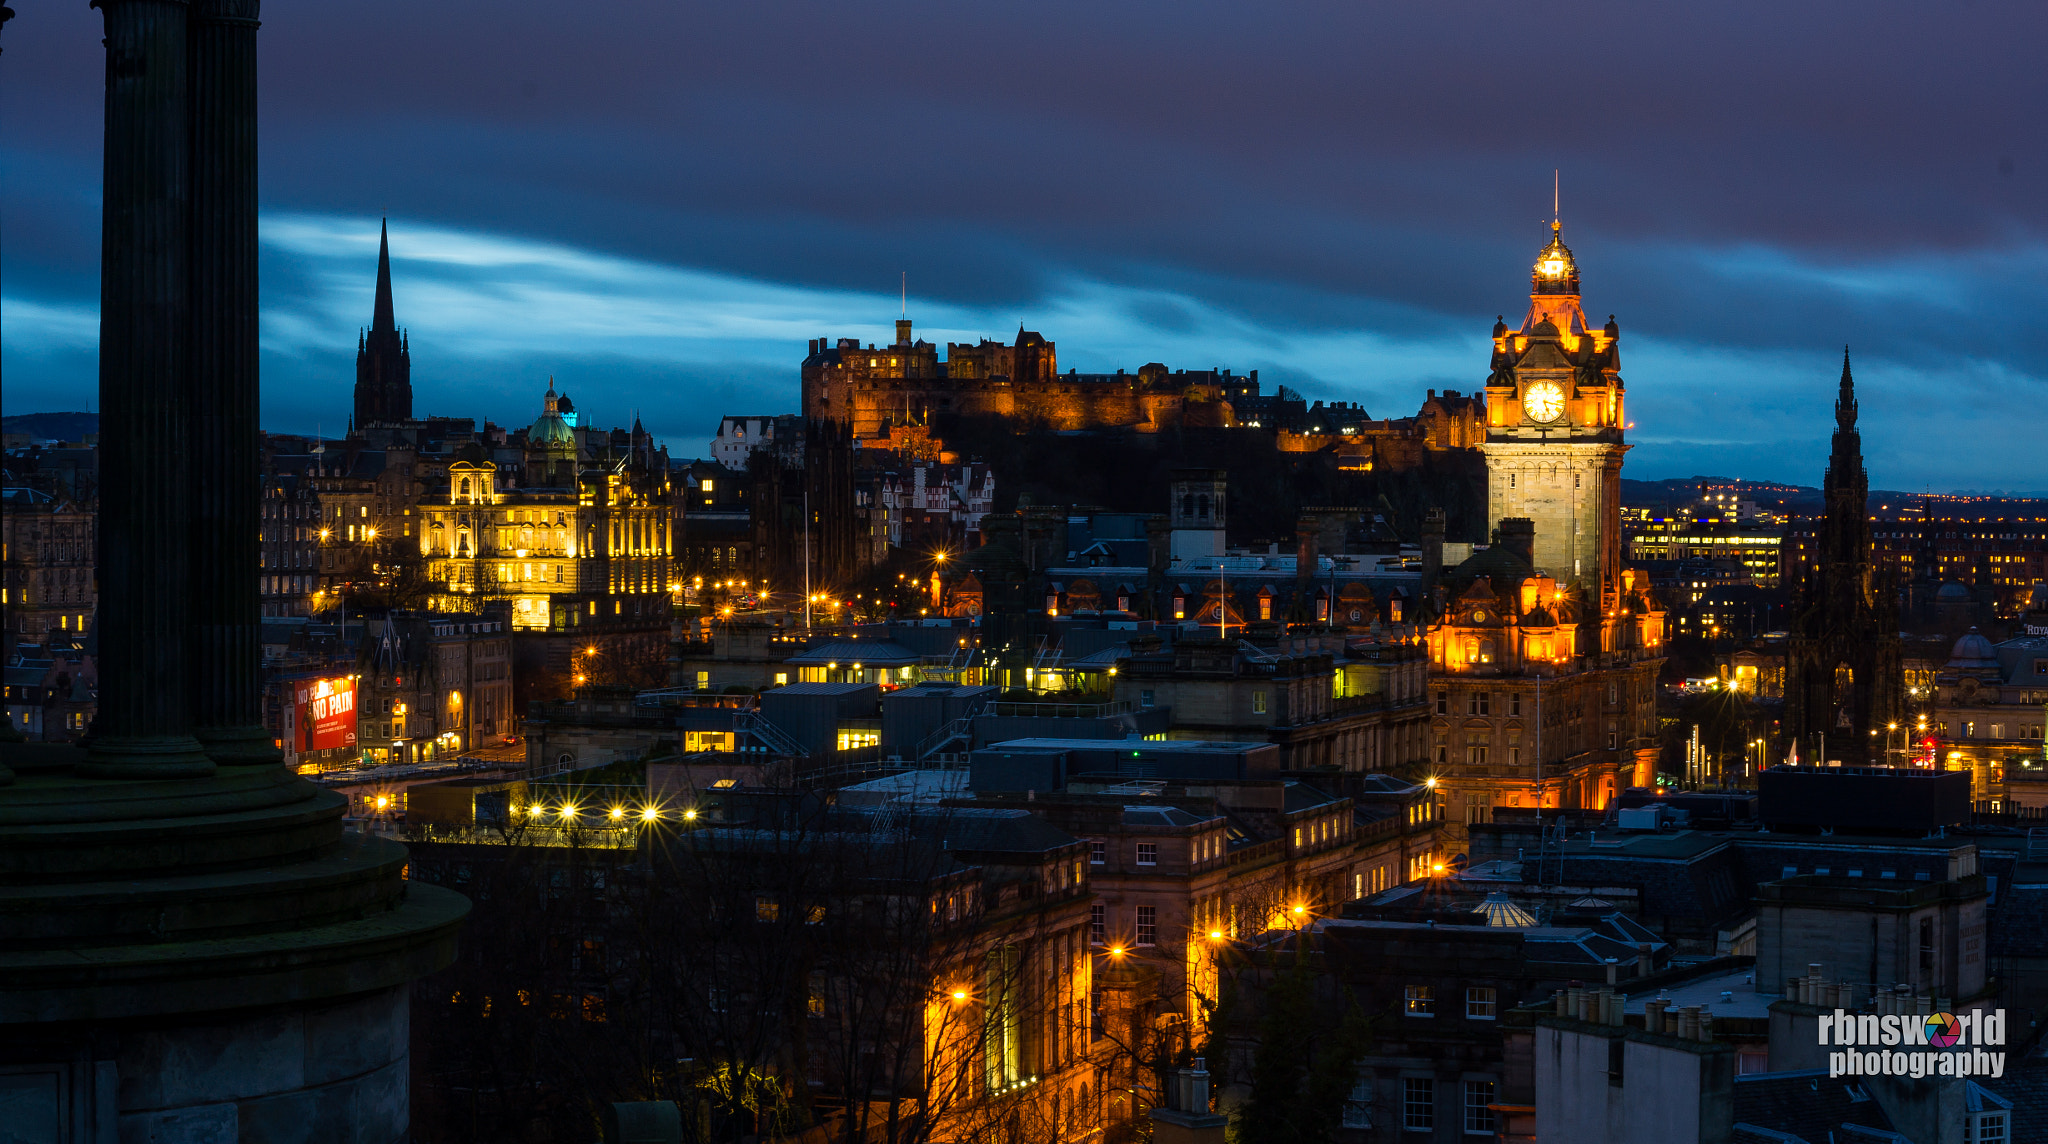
(1625, 964), (1774, 1020)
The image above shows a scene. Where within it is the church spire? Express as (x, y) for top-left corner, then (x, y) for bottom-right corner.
(372, 217), (396, 334)
(1835, 345), (1858, 433)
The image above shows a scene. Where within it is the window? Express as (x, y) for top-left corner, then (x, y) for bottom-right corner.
(1510, 692), (1521, 716)
(1136, 843), (1158, 866)
(1436, 691), (1448, 714)
(1090, 840), (1106, 865)
(1972, 1112), (2008, 1143)
(1253, 690), (1267, 714)
(773, 672), (789, 686)
(1463, 1081), (1496, 1134)
(1403, 1078), (1434, 1130)
(1404, 985), (1435, 1016)
(1137, 905), (1157, 946)
(1343, 1079), (1373, 1129)
(1466, 987), (1497, 1020)
(696, 670), (711, 690)
(1466, 745), (1489, 765)
(755, 895), (779, 923)
(1141, 689), (1156, 708)
(1090, 904), (1105, 944)
(808, 972), (826, 1017)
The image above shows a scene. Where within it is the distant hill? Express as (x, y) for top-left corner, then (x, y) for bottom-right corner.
(1, 412), (98, 442)
(1623, 474), (2048, 512)
(1621, 476), (1821, 512)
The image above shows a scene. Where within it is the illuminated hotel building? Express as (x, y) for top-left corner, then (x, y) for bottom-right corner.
(1426, 219), (1668, 835)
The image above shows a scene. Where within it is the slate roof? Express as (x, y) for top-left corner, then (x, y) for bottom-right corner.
(927, 807), (1082, 856)
(1989, 864), (2048, 960)
(782, 641), (921, 666)
(1122, 806), (1211, 828)
(1353, 773), (1423, 794)
(1281, 781), (1342, 812)
(1976, 1062), (2048, 1144)
(1731, 1070), (1899, 1142)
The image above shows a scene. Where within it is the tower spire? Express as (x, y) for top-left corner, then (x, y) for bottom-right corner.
(372, 217), (396, 334)
(1835, 345), (1858, 433)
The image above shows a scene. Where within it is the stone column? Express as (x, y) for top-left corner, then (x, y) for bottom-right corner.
(82, 0), (214, 778)
(188, 0), (274, 765)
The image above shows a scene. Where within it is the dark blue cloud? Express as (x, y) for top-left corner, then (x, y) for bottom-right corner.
(4, 0), (2045, 491)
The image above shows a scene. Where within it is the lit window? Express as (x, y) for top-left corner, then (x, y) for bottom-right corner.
(1404, 985), (1434, 1016)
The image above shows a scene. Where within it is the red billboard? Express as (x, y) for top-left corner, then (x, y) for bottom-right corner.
(294, 676), (358, 752)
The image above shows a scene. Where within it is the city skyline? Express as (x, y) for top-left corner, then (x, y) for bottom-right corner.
(7, 3), (2046, 491)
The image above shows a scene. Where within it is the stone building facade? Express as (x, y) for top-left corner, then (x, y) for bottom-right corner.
(417, 386), (676, 635)
(1479, 222), (1629, 615)
(1, 487), (95, 639)
(1426, 222), (1665, 838)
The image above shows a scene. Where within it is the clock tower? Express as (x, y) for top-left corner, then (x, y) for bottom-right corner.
(1480, 220), (1630, 631)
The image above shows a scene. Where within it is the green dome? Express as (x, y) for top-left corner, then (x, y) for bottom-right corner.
(531, 410), (574, 450)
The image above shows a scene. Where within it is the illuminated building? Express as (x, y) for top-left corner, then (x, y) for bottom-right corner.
(418, 384), (676, 633)
(1783, 353), (1905, 765)
(0, 486), (95, 639)
(1479, 219), (1629, 612)
(1429, 219), (1667, 830)
(1930, 627), (2048, 808)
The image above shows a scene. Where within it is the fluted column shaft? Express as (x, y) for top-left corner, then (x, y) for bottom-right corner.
(83, 0), (214, 778)
(188, 0), (272, 764)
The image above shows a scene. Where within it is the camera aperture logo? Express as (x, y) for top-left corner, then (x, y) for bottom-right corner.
(1820, 1008), (2004, 1079)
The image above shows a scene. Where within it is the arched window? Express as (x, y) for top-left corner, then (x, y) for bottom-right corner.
(1181, 493), (1195, 517)
(1480, 639), (1496, 663)
(459, 477), (471, 498)
(1197, 494), (1210, 520)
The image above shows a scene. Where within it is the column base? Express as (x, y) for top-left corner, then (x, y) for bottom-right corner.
(195, 723), (286, 767)
(78, 735), (217, 780)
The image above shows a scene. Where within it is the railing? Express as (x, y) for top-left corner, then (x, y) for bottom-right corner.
(915, 715), (977, 761)
(734, 711), (808, 758)
(987, 699), (1131, 719)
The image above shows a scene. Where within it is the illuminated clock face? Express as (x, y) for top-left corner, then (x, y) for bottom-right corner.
(1524, 381), (1566, 424)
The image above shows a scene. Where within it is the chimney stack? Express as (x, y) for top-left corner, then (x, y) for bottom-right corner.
(1499, 517), (1536, 568)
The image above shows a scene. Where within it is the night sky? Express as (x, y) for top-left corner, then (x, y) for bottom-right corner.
(6, 2), (2045, 491)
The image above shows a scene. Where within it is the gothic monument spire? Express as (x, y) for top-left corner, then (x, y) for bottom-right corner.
(353, 217), (412, 429)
